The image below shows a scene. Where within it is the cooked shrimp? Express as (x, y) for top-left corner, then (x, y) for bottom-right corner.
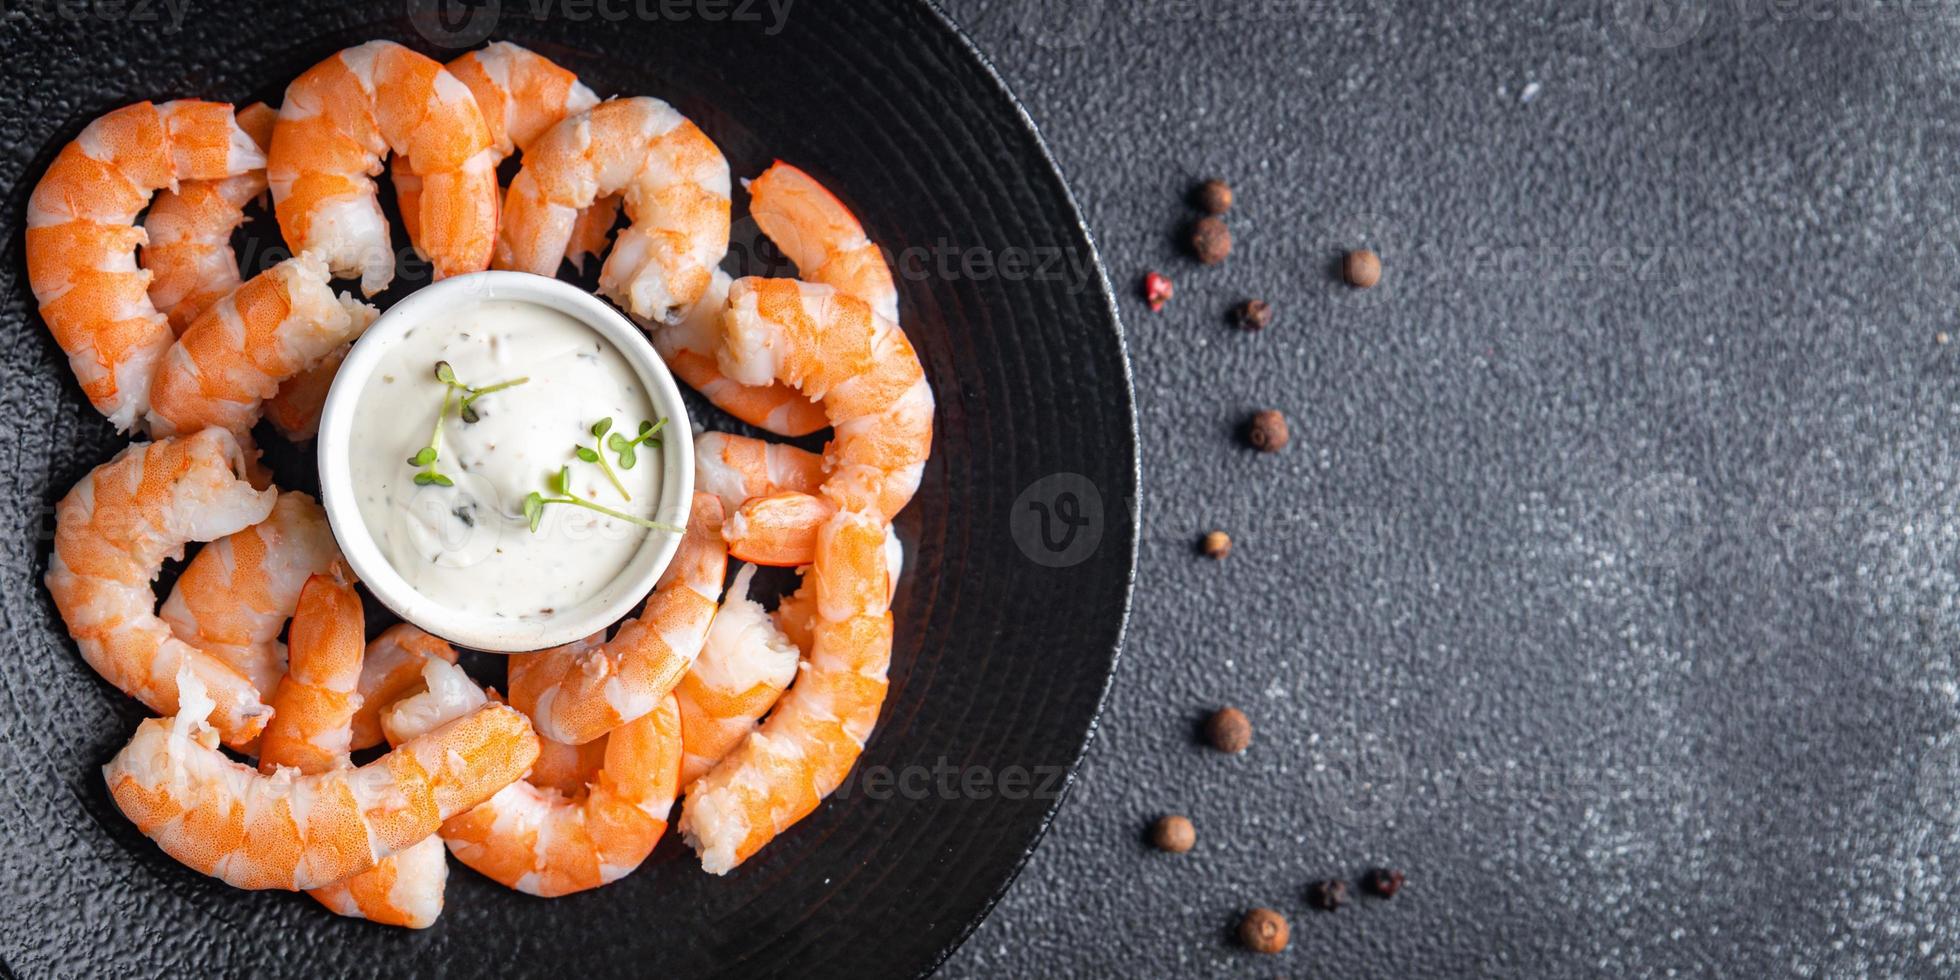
(158, 490), (339, 694)
(714, 278), (933, 562)
(515, 492), (726, 745)
(104, 668), (539, 891)
(747, 161), (899, 322)
(145, 252), (377, 437)
(268, 40), (497, 295)
(256, 567), (449, 928)
(645, 161), (897, 436)
(497, 96), (731, 324)
(681, 510), (894, 873)
(46, 429), (277, 747)
(349, 624), (460, 752)
(675, 565), (799, 788)
(399, 655), (684, 897)
(693, 430), (824, 512)
(26, 100), (266, 430)
(263, 342), (347, 442)
(652, 270), (829, 436)
(392, 41), (603, 262)
(141, 102), (277, 334)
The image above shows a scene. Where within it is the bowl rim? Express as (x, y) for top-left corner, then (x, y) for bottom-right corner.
(315, 270), (695, 653)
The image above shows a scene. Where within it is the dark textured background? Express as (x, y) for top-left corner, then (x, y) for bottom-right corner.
(937, 0), (1960, 976)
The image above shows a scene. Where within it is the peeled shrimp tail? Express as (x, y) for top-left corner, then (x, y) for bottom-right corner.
(104, 676), (539, 890)
(159, 491), (339, 694)
(46, 429), (277, 747)
(746, 161), (899, 322)
(141, 102), (278, 333)
(26, 100), (266, 430)
(518, 493), (726, 745)
(693, 430), (826, 513)
(145, 252), (378, 437)
(681, 510), (893, 874)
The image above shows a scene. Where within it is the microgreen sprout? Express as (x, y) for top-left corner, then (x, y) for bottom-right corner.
(523, 464), (682, 534)
(577, 417), (631, 500)
(406, 360), (529, 485)
(607, 417), (666, 470)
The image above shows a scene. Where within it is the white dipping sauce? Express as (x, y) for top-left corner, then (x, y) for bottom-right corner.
(348, 300), (666, 619)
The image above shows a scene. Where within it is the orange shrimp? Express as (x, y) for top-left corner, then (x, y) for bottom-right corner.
(408, 652), (685, 897)
(45, 429), (277, 747)
(103, 669), (538, 891)
(26, 100), (266, 430)
(693, 430), (825, 513)
(144, 253), (377, 437)
(680, 509), (894, 873)
(140, 102), (277, 333)
(349, 624), (460, 752)
(713, 278), (933, 564)
(514, 492), (726, 746)
(268, 40), (497, 295)
(497, 96), (731, 325)
(747, 161), (899, 322)
(391, 41), (607, 263)
(258, 567), (450, 928)
(652, 270), (829, 436)
(158, 490), (339, 694)
(646, 161), (898, 436)
(674, 565), (799, 788)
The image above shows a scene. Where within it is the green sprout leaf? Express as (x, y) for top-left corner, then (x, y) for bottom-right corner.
(408, 447), (437, 466)
(575, 446), (600, 463)
(592, 417), (613, 438)
(434, 361), (457, 384)
(523, 492), (544, 532)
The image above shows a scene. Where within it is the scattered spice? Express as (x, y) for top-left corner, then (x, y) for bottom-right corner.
(1234, 299), (1274, 331)
(1345, 248), (1382, 288)
(1364, 867), (1406, 898)
(1308, 878), (1350, 911)
(1195, 178), (1234, 215)
(1205, 706), (1252, 753)
(1246, 410), (1290, 452)
(1238, 907), (1289, 954)
(1201, 530), (1233, 559)
(1191, 216), (1233, 265)
(1150, 814), (1196, 853)
(1940, 331), (1951, 345)
(1144, 271), (1174, 312)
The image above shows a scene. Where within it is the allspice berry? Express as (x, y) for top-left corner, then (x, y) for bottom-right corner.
(1150, 814), (1196, 853)
(1238, 907), (1289, 954)
(1345, 248), (1382, 288)
(1201, 530), (1232, 559)
(1234, 299), (1274, 331)
(1191, 216), (1233, 265)
(1246, 410), (1289, 452)
(1205, 706), (1252, 753)
(1308, 878), (1350, 911)
(1365, 867), (1406, 898)
(1195, 178), (1234, 215)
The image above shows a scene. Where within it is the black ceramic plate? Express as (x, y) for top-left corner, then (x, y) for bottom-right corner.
(0, 2), (1136, 976)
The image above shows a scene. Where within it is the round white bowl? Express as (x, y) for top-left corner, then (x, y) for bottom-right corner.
(317, 271), (694, 653)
